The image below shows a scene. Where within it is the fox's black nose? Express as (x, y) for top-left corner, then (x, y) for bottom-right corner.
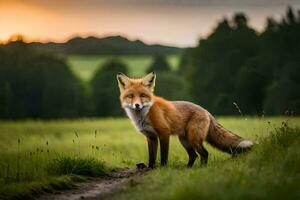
(135, 104), (140, 109)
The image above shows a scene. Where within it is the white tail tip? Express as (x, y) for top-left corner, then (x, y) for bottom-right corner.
(238, 140), (253, 148)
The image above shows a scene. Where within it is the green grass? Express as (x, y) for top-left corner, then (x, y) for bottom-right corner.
(108, 123), (300, 200)
(49, 155), (106, 177)
(0, 117), (299, 199)
(67, 54), (181, 82)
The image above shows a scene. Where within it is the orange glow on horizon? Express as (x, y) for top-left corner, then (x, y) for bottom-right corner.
(1, 0), (299, 47)
(0, 1), (162, 45)
(0, 1), (60, 41)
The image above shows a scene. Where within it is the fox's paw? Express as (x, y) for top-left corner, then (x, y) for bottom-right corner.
(136, 162), (147, 170)
(148, 164), (156, 170)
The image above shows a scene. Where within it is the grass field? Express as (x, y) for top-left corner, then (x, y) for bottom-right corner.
(67, 55), (181, 82)
(0, 117), (299, 199)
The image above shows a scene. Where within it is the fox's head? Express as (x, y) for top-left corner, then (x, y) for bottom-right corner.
(116, 72), (156, 111)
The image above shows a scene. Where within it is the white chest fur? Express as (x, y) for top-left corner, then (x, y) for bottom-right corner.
(124, 107), (156, 137)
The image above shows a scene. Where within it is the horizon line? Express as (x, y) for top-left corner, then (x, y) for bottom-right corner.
(0, 33), (192, 48)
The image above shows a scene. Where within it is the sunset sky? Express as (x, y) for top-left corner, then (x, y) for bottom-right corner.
(1, 0), (300, 47)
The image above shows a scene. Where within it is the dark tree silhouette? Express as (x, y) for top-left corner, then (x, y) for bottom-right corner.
(179, 7), (300, 115)
(233, 13), (248, 28)
(91, 60), (128, 117)
(154, 72), (190, 101)
(0, 42), (86, 119)
(147, 54), (171, 73)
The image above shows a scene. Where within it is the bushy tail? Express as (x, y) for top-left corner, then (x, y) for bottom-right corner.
(206, 115), (253, 154)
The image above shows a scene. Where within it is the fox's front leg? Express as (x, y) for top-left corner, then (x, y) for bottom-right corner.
(159, 135), (170, 166)
(147, 136), (158, 168)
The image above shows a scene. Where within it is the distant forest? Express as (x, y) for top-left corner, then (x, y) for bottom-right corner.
(181, 7), (300, 115)
(0, 7), (299, 119)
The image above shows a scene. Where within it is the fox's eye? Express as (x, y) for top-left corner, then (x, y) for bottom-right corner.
(140, 93), (147, 98)
(127, 94), (134, 98)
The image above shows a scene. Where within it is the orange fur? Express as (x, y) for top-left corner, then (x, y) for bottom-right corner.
(117, 72), (253, 168)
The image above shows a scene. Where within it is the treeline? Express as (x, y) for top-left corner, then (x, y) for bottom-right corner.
(0, 41), (186, 119)
(0, 7), (299, 119)
(181, 7), (300, 115)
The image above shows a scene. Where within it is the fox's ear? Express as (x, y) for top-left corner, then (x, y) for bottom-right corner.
(117, 72), (130, 91)
(142, 72), (156, 91)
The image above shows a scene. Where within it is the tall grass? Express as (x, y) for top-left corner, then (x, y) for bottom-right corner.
(0, 122), (109, 199)
(49, 155), (106, 177)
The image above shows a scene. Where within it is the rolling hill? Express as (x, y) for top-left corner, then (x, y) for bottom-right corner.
(28, 35), (183, 55)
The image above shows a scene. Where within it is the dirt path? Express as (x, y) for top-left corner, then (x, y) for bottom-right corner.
(36, 167), (147, 200)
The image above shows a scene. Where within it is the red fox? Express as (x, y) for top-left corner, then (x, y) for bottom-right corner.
(117, 72), (253, 168)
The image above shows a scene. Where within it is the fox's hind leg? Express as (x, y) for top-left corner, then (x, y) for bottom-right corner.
(197, 143), (208, 167)
(179, 135), (198, 167)
(186, 114), (210, 167)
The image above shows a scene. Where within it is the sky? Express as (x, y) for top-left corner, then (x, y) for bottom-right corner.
(1, 0), (300, 47)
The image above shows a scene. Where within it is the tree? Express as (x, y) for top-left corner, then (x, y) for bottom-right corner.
(0, 42), (86, 119)
(91, 60), (128, 116)
(180, 13), (259, 115)
(154, 72), (190, 101)
(287, 6), (296, 24)
(264, 61), (300, 115)
(233, 13), (248, 28)
(234, 62), (268, 115)
(147, 54), (171, 73)
(179, 7), (300, 115)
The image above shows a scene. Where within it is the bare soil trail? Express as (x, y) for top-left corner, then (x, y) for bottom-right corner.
(36, 166), (148, 200)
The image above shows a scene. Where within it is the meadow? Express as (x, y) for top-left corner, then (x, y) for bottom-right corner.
(67, 54), (181, 81)
(0, 117), (299, 199)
